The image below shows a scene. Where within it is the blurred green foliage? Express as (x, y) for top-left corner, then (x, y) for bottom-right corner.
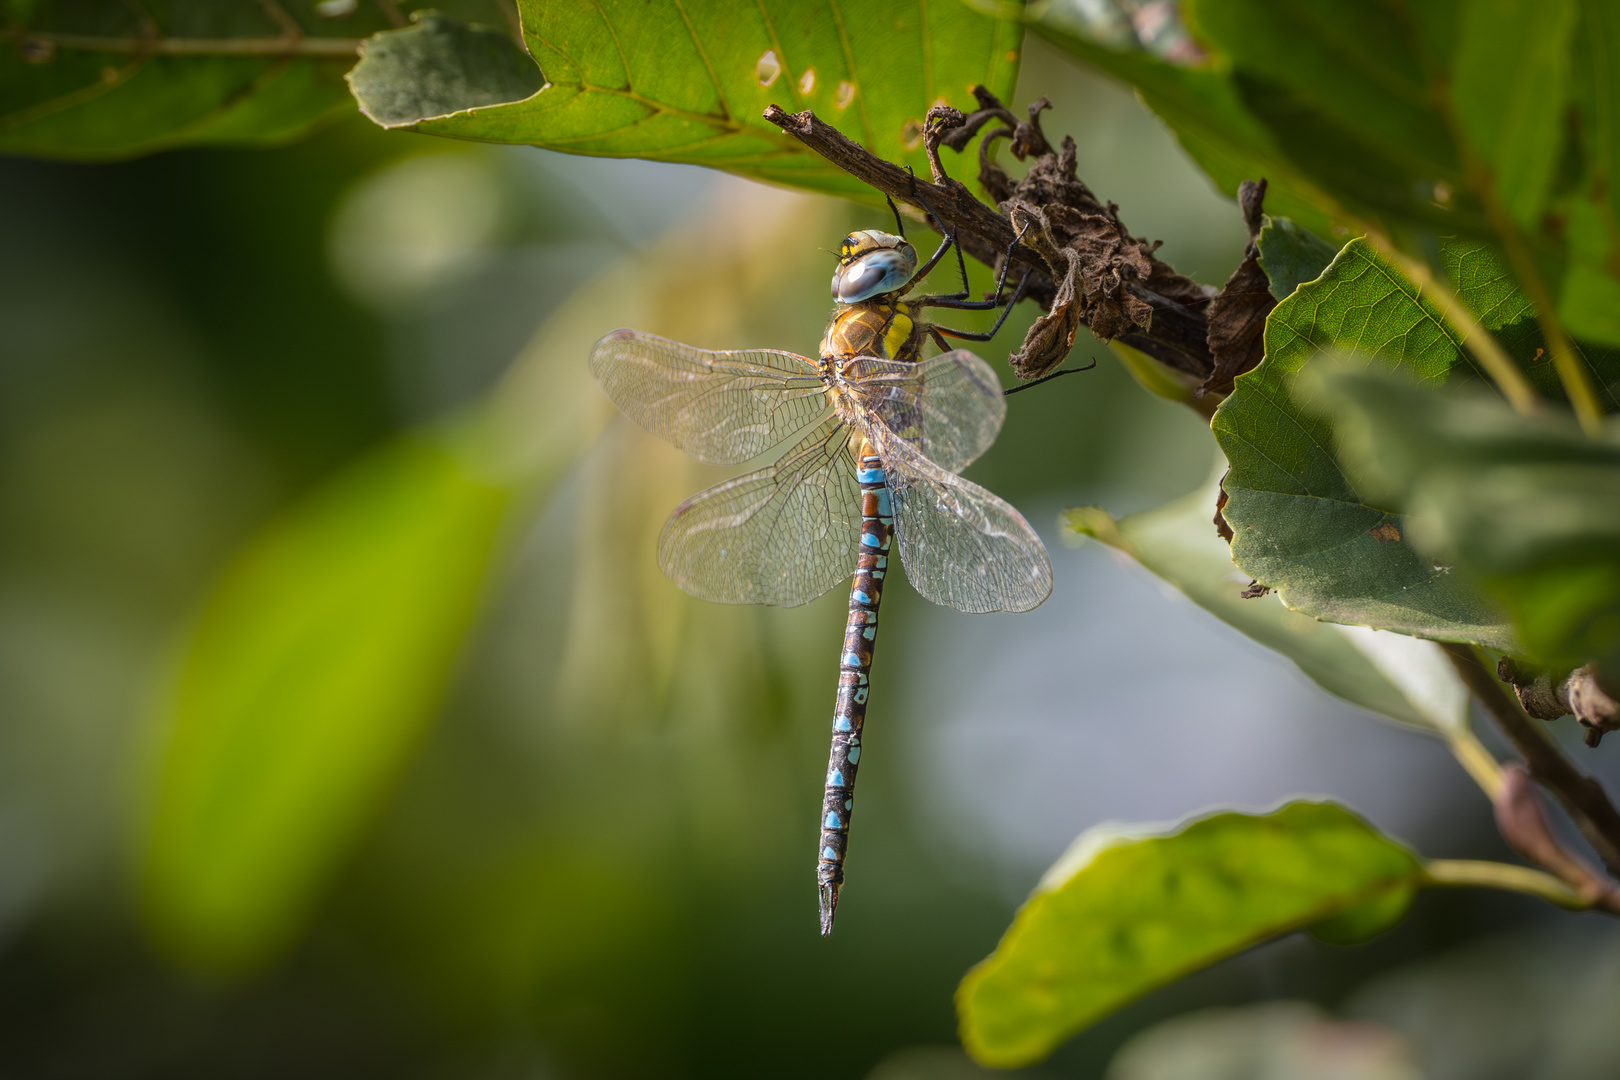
(1320, 370), (1620, 683)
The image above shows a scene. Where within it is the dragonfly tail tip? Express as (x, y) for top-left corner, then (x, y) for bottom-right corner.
(818, 883), (840, 936)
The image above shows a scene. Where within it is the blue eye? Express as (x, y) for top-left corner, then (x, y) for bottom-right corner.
(832, 248), (914, 302)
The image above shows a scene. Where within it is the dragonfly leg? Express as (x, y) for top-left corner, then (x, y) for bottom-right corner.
(915, 217), (1033, 312)
(904, 174), (963, 295)
(818, 446), (893, 935)
(930, 267), (1032, 342)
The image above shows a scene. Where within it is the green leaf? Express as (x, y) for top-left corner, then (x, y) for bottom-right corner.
(1315, 367), (1620, 680)
(1560, 258), (1620, 348)
(1559, 0), (1620, 346)
(1064, 482), (1470, 737)
(1181, 0), (1477, 236)
(1030, 21), (1336, 237)
(1442, 238), (1620, 410)
(1255, 216), (1340, 301)
(1307, 886), (1415, 946)
(1452, 0), (1578, 229)
(956, 802), (1424, 1068)
(1211, 238), (1517, 649)
(346, 12), (546, 128)
(350, 0), (1022, 199)
(0, 0), (383, 159)
(140, 434), (514, 973)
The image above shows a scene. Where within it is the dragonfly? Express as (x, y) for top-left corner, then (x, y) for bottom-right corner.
(589, 200), (1052, 934)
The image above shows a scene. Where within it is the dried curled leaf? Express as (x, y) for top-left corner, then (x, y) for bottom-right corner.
(1201, 180), (1277, 397)
(953, 99), (1209, 380)
(997, 137), (1218, 378)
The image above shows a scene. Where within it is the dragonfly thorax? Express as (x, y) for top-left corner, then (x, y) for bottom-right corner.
(832, 230), (918, 303)
(820, 300), (923, 364)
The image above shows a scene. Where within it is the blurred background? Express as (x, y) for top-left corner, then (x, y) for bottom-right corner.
(4, 32), (1620, 1080)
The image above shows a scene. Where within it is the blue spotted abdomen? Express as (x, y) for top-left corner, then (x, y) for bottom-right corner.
(817, 451), (892, 934)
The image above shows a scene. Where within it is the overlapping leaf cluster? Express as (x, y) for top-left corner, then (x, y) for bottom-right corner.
(958, 1), (1620, 1067)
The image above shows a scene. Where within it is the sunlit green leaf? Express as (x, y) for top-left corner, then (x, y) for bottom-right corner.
(1254, 216), (1340, 301)
(1316, 367), (1620, 681)
(957, 802), (1424, 1068)
(140, 434), (514, 973)
(1211, 238), (1516, 649)
(0, 0), (379, 159)
(348, 0), (1021, 199)
(1064, 482), (1470, 737)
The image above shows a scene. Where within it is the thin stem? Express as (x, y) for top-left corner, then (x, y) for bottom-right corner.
(1423, 858), (1595, 910)
(1442, 642), (1620, 876)
(1445, 725), (1504, 799)
(13, 30), (361, 57)
(1376, 241), (1542, 418)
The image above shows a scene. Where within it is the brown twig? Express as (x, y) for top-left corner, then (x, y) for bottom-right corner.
(762, 98), (1218, 381)
(1499, 657), (1620, 747)
(764, 104), (1046, 282)
(1443, 642), (1620, 876)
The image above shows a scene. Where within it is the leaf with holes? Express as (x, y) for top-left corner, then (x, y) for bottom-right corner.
(346, 0), (1022, 199)
(957, 802), (1424, 1068)
(1211, 238), (1516, 649)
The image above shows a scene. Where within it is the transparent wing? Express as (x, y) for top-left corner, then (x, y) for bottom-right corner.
(657, 417), (861, 607)
(869, 426), (1052, 614)
(842, 349), (1004, 475)
(590, 329), (829, 465)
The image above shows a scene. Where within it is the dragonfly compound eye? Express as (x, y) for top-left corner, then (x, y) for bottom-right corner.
(832, 244), (918, 303)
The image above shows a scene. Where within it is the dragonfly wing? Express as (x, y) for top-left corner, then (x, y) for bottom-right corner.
(658, 417), (861, 607)
(871, 429), (1052, 614)
(843, 350), (1004, 474)
(591, 329), (829, 464)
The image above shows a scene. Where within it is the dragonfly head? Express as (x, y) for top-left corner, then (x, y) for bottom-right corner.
(832, 231), (917, 303)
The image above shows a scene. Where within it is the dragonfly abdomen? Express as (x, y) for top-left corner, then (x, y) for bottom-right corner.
(817, 447), (893, 936)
